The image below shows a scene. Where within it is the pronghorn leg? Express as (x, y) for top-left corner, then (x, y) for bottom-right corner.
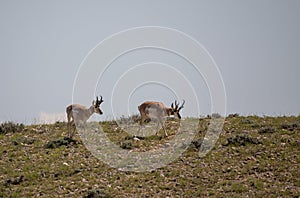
(159, 119), (168, 137)
(68, 119), (75, 139)
(66, 106), (73, 138)
(162, 126), (168, 137)
(155, 119), (160, 135)
(162, 123), (168, 137)
(138, 121), (142, 132)
(156, 119), (168, 136)
(67, 117), (72, 138)
(67, 122), (70, 137)
(139, 116), (146, 132)
(68, 121), (74, 139)
(68, 122), (71, 138)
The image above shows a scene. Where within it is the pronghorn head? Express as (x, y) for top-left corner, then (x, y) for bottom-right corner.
(92, 96), (104, 115)
(170, 100), (185, 119)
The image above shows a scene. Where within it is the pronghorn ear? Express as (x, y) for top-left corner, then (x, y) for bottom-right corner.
(171, 103), (174, 109)
(92, 100), (95, 106)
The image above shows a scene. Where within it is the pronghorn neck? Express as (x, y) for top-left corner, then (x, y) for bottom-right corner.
(166, 108), (173, 116)
(88, 105), (95, 116)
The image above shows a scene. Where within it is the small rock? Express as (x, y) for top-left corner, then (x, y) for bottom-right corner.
(133, 137), (140, 141)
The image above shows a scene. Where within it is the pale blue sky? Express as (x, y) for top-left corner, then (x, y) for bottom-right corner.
(0, 0), (299, 123)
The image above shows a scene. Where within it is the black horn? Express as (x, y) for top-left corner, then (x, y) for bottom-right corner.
(99, 96), (104, 103)
(175, 100), (179, 109)
(178, 100), (185, 111)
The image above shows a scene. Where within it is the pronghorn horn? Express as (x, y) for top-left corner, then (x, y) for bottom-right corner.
(94, 96), (98, 106)
(175, 100), (179, 109)
(178, 99), (185, 111)
(99, 96), (104, 103)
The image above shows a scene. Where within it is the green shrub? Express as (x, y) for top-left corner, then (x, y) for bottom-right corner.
(258, 126), (275, 134)
(85, 188), (110, 198)
(120, 140), (133, 149)
(225, 134), (261, 146)
(240, 118), (254, 124)
(281, 122), (299, 131)
(227, 113), (239, 118)
(0, 122), (24, 134)
(44, 137), (77, 149)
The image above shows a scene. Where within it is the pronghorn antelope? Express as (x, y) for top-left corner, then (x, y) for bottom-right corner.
(138, 100), (185, 136)
(66, 96), (104, 138)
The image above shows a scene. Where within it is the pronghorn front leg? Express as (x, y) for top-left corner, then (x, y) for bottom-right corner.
(161, 120), (168, 137)
(156, 119), (168, 137)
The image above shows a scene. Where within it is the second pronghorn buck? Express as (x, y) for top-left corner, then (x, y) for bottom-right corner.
(138, 100), (185, 136)
(66, 96), (104, 138)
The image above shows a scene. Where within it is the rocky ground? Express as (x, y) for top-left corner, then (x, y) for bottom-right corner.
(0, 115), (299, 197)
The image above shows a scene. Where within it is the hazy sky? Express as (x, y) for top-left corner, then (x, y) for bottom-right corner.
(1, 0), (299, 124)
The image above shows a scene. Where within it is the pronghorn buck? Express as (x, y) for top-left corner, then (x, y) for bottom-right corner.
(138, 100), (185, 136)
(66, 96), (104, 138)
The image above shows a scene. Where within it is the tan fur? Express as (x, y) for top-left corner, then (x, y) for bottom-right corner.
(66, 96), (103, 138)
(138, 100), (184, 136)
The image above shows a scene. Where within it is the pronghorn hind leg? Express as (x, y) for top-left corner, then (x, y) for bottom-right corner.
(155, 120), (160, 136)
(66, 106), (74, 139)
(68, 119), (75, 139)
(68, 121), (73, 139)
(67, 122), (71, 138)
(138, 118), (144, 132)
(67, 117), (71, 138)
(139, 116), (148, 132)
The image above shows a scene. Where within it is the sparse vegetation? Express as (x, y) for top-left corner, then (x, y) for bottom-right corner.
(225, 133), (261, 146)
(0, 122), (24, 134)
(258, 126), (276, 134)
(0, 115), (299, 197)
(44, 137), (78, 149)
